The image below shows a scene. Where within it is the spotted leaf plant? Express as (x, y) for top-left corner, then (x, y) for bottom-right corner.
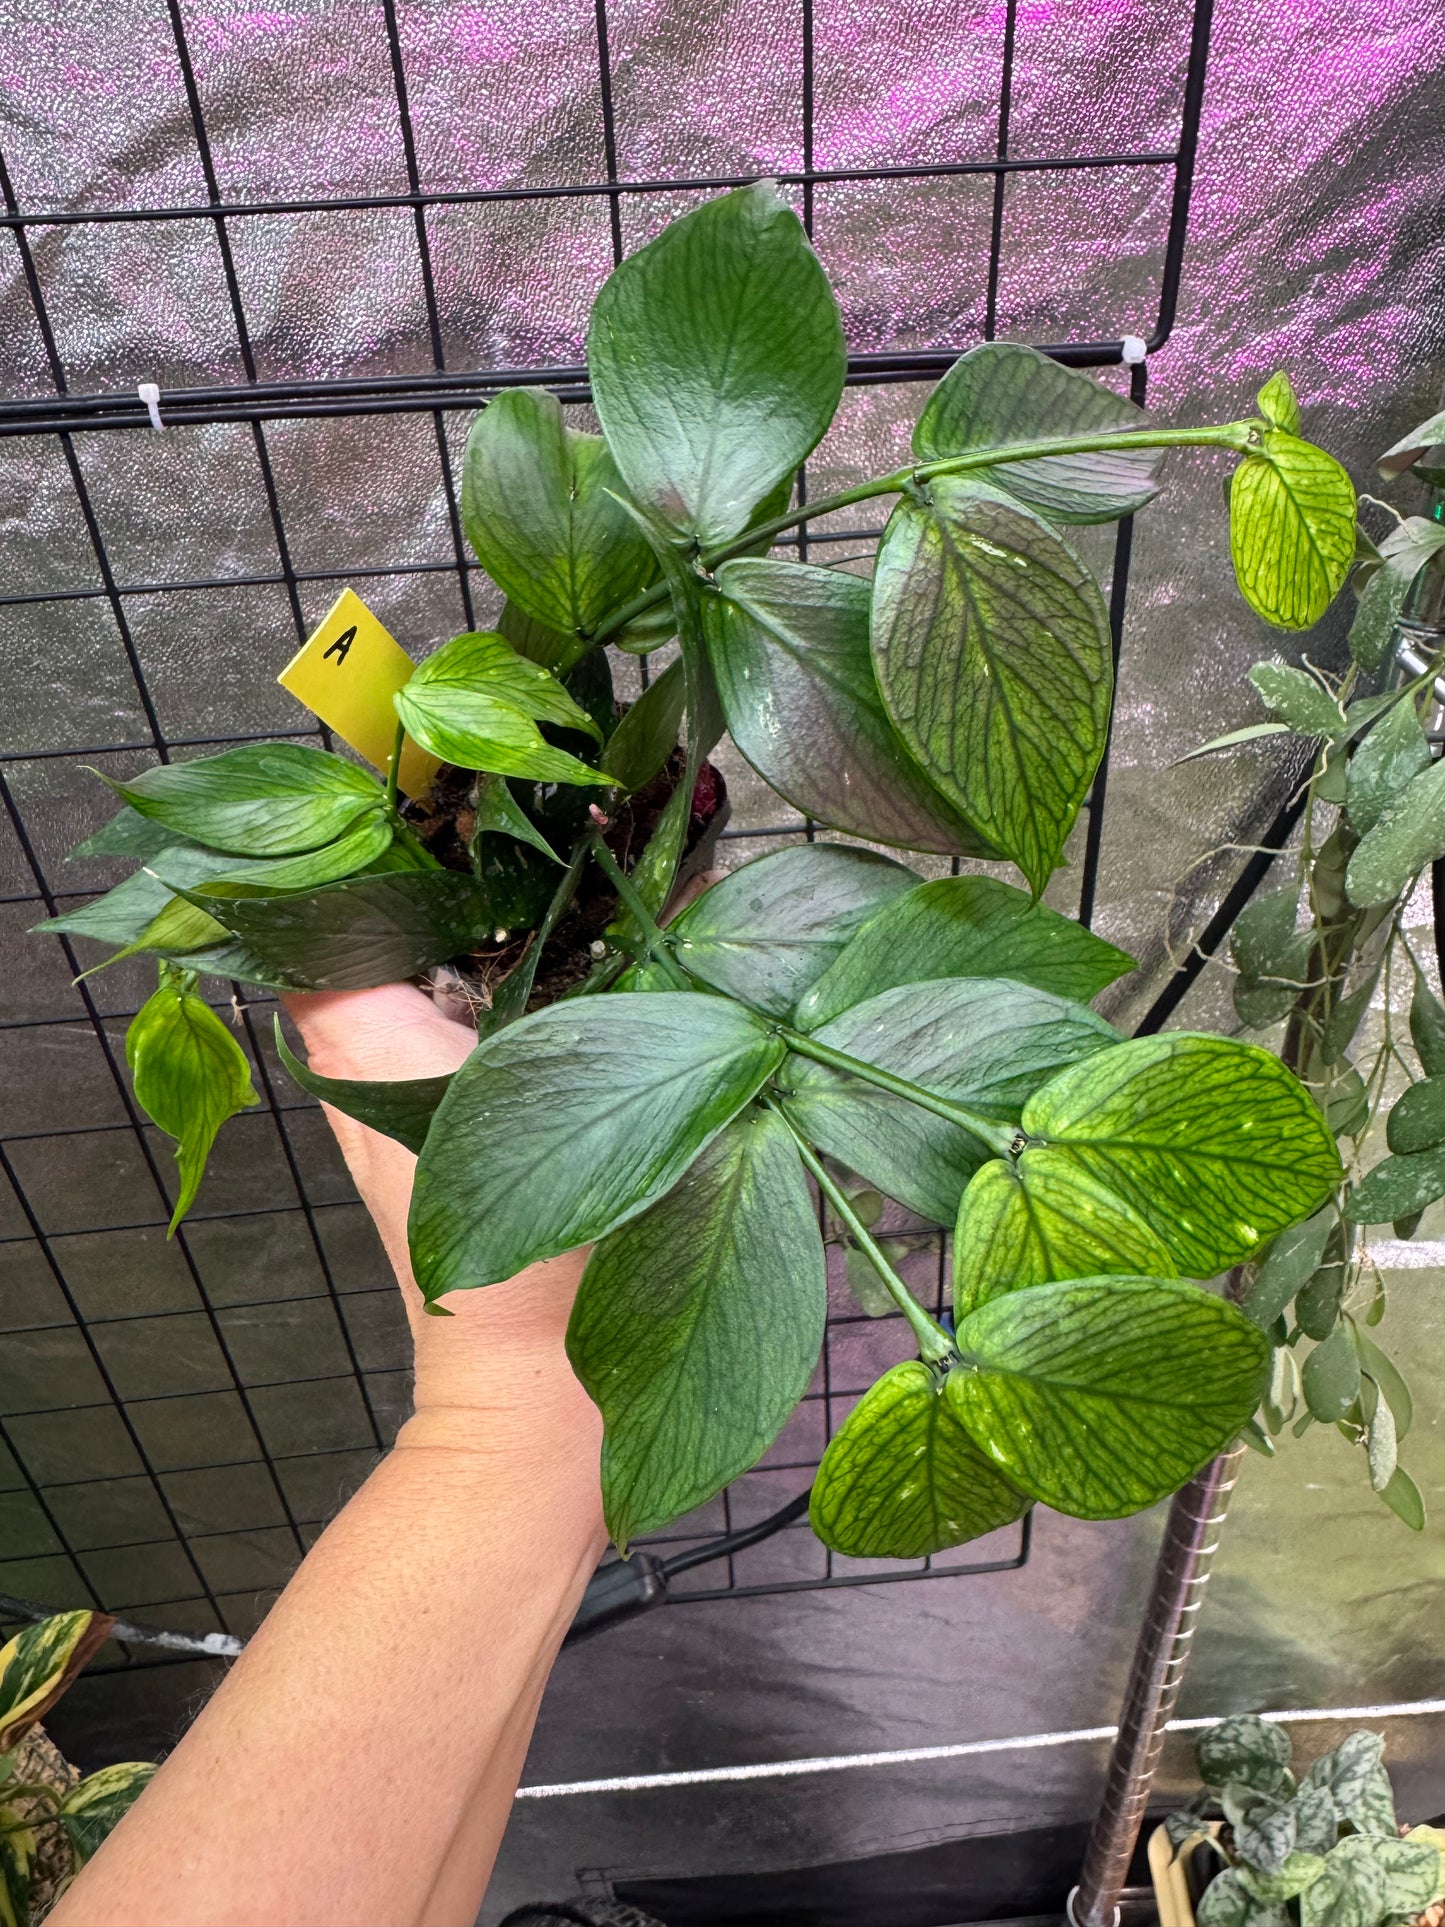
(41, 184), (1358, 1562)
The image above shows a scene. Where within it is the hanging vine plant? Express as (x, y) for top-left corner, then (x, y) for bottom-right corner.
(40, 182), (1376, 1563)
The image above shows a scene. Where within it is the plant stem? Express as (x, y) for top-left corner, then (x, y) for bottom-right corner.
(588, 418), (1260, 644)
(779, 1027), (1017, 1156)
(384, 714), (406, 814)
(586, 832), (691, 990)
(770, 1097), (956, 1365)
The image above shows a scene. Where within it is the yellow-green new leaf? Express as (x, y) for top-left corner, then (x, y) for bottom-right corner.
(58, 1761), (157, 1866)
(126, 971), (260, 1233)
(947, 1278), (1271, 1517)
(1229, 431), (1355, 630)
(395, 631), (606, 787)
(810, 1360), (1029, 1558)
(0, 1610), (113, 1752)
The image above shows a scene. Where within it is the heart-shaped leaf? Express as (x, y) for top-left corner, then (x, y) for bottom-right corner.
(871, 477), (1113, 893)
(273, 1018), (453, 1156)
(785, 978), (1118, 1224)
(108, 743), (383, 857)
(704, 559), (996, 857)
(1197, 1714), (1293, 1796)
(1020, 1034), (1342, 1278)
(1346, 757), (1445, 907)
(461, 388), (657, 639)
(587, 182), (845, 546)
(396, 631), (606, 787)
(952, 1150), (1176, 1313)
(914, 342), (1163, 524)
(1229, 431), (1356, 630)
(810, 1360), (1029, 1558)
(946, 1278), (1271, 1517)
(1197, 1869), (1289, 1927)
(409, 994), (785, 1299)
(1346, 696), (1430, 836)
(1299, 1837), (1389, 1927)
(568, 1107), (825, 1551)
(126, 966), (260, 1233)
(796, 875), (1134, 1031)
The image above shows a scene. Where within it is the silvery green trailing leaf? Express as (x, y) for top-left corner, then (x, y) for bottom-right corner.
(1020, 1034), (1342, 1278)
(126, 967), (260, 1233)
(1242, 1208), (1334, 1329)
(273, 1019), (454, 1156)
(1410, 966), (1445, 1076)
(1295, 1250), (1346, 1339)
(1298, 1836), (1389, 1927)
(945, 1278), (1270, 1518)
(1256, 371), (1302, 436)
(1237, 1853), (1326, 1904)
(59, 1761), (158, 1866)
(1302, 1324), (1360, 1423)
(1366, 1389), (1397, 1491)
(1303, 1730), (1397, 1835)
(1345, 1144), (1445, 1223)
(1229, 432), (1356, 630)
(1354, 1327), (1413, 1439)
(785, 978), (1118, 1225)
(568, 1108), (825, 1551)
(189, 872), (497, 991)
(1247, 661), (1342, 736)
(1291, 1781), (1341, 1857)
(1379, 1462), (1425, 1529)
(587, 182), (845, 546)
(409, 994), (785, 1300)
(1230, 882), (1311, 1028)
(912, 342), (1163, 523)
(1346, 694), (1430, 834)
(809, 1359), (1029, 1558)
(395, 631), (606, 787)
(952, 1151), (1175, 1314)
(1386, 1074), (1445, 1154)
(1346, 757), (1445, 906)
(870, 477), (1113, 893)
(601, 658), (687, 793)
(704, 559), (997, 857)
(1196, 1867), (1288, 1927)
(461, 387), (657, 640)
(107, 743), (384, 857)
(795, 875), (1133, 1030)
(643, 843), (915, 1018)
(1368, 1835), (1444, 1915)
(1349, 519), (1445, 670)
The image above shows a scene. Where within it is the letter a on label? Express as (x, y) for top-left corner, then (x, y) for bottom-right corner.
(278, 589), (440, 797)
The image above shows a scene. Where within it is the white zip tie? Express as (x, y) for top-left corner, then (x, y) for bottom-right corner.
(515, 1697), (1445, 1800)
(1121, 335), (1148, 366)
(137, 381), (164, 431)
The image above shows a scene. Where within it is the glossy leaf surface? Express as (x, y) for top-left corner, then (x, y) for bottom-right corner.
(1346, 758), (1445, 906)
(601, 657), (687, 792)
(1021, 1034), (1342, 1277)
(409, 994), (785, 1298)
(796, 875), (1133, 1029)
(109, 743), (383, 857)
(274, 1019), (453, 1156)
(914, 342), (1162, 523)
(810, 1360), (1029, 1558)
(587, 182), (845, 546)
(871, 478), (1113, 892)
(948, 1278), (1270, 1517)
(395, 631), (605, 786)
(569, 1108), (824, 1550)
(1229, 431), (1356, 630)
(786, 978), (1118, 1224)
(1345, 1145), (1445, 1223)
(705, 559), (995, 856)
(1346, 695), (1430, 836)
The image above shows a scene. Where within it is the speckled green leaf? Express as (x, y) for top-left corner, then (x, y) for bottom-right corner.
(1298, 1837), (1389, 1927)
(1197, 1714), (1293, 1795)
(1242, 1208), (1334, 1329)
(569, 1108), (825, 1551)
(1386, 1075), (1445, 1155)
(871, 477), (1113, 893)
(810, 1360), (1029, 1558)
(1347, 758), (1445, 906)
(796, 875), (1133, 1030)
(1247, 661), (1342, 735)
(409, 994), (785, 1299)
(786, 978), (1118, 1225)
(1021, 1034), (1343, 1278)
(1229, 431), (1356, 630)
(1345, 1145), (1445, 1224)
(1346, 696), (1430, 835)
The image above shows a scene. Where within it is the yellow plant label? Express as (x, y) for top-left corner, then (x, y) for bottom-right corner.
(278, 589), (441, 798)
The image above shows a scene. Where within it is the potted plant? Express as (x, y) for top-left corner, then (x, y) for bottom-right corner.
(39, 181), (1367, 1571)
(1152, 1714), (1445, 1926)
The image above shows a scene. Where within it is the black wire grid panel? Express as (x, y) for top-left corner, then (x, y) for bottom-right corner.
(0, 0), (1241, 1667)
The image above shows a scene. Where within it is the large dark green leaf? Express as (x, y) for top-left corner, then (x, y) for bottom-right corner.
(1020, 1034), (1343, 1278)
(952, 1151), (1176, 1314)
(1346, 758), (1445, 907)
(395, 631), (606, 787)
(461, 388), (657, 637)
(587, 182), (845, 547)
(568, 1107), (825, 1551)
(126, 967), (260, 1232)
(1247, 660), (1343, 735)
(913, 342), (1163, 524)
(652, 843), (915, 1017)
(1346, 696), (1430, 836)
(810, 1360), (1029, 1558)
(108, 743), (384, 857)
(189, 872), (496, 991)
(785, 978), (1118, 1224)
(704, 559), (996, 856)
(409, 994), (785, 1299)
(1229, 431), (1356, 631)
(947, 1278), (1270, 1517)
(1345, 1146), (1445, 1224)
(601, 657), (687, 793)
(871, 478), (1113, 893)
(796, 875), (1133, 1030)
(1242, 1208), (1334, 1329)
(273, 1019), (453, 1156)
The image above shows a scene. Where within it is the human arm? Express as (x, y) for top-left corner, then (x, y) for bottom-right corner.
(50, 983), (607, 1927)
